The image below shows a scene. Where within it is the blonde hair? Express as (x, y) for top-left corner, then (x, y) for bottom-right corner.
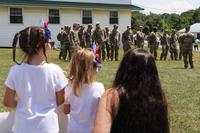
(68, 48), (96, 96)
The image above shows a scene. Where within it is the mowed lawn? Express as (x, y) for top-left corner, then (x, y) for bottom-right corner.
(0, 48), (200, 133)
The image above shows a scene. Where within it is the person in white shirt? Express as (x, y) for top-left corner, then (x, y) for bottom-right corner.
(3, 26), (68, 133)
(63, 48), (105, 133)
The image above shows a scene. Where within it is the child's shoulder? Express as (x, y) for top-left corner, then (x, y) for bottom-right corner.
(46, 63), (63, 70)
(92, 82), (104, 90)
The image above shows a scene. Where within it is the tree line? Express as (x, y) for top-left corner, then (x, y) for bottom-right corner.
(131, 7), (200, 33)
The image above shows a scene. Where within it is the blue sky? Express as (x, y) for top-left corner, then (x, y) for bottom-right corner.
(132, 0), (200, 14)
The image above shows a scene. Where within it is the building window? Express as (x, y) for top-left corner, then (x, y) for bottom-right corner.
(49, 9), (60, 24)
(110, 11), (118, 24)
(10, 8), (23, 24)
(82, 10), (92, 24)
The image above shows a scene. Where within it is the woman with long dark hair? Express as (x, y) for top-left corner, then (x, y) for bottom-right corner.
(93, 48), (169, 133)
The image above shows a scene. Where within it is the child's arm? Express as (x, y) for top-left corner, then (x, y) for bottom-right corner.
(3, 87), (17, 108)
(56, 89), (65, 106)
(63, 104), (70, 114)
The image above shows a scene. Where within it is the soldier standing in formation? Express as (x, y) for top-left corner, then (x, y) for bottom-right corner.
(179, 26), (195, 69)
(122, 26), (133, 53)
(85, 24), (93, 48)
(110, 25), (121, 61)
(78, 25), (86, 48)
(104, 27), (111, 60)
(93, 22), (106, 61)
(148, 28), (158, 60)
(61, 26), (73, 61)
(160, 31), (169, 60)
(169, 30), (178, 60)
(71, 23), (80, 51)
(135, 26), (145, 48)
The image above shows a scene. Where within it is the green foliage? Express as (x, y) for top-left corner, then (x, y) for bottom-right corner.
(132, 7), (200, 32)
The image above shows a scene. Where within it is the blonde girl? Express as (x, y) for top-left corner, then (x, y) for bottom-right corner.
(63, 48), (104, 133)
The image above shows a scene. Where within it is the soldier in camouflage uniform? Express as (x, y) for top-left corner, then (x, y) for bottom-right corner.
(78, 25), (86, 48)
(93, 22), (106, 61)
(104, 27), (111, 60)
(122, 26), (133, 53)
(71, 23), (80, 53)
(178, 34), (183, 60)
(110, 25), (121, 61)
(61, 26), (73, 61)
(179, 26), (195, 69)
(148, 28), (158, 60)
(135, 26), (145, 48)
(169, 30), (178, 60)
(160, 31), (169, 60)
(84, 24), (93, 48)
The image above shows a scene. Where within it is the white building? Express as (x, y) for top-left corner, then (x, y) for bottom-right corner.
(0, 0), (143, 47)
(178, 23), (200, 39)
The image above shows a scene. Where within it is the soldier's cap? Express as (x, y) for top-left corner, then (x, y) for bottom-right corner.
(105, 26), (109, 28)
(96, 22), (100, 25)
(88, 24), (93, 28)
(127, 26), (131, 29)
(64, 25), (69, 28)
(114, 24), (118, 28)
(139, 26), (143, 28)
(185, 26), (190, 30)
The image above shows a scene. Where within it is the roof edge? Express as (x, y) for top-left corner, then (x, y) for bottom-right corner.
(0, 0), (144, 10)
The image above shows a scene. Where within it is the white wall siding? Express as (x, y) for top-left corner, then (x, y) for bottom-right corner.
(0, 6), (132, 47)
(49, 0), (131, 4)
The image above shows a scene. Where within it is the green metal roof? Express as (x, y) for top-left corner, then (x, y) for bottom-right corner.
(0, 0), (144, 10)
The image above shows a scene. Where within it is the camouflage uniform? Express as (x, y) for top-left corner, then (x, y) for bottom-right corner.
(78, 26), (86, 48)
(148, 32), (158, 60)
(110, 26), (120, 61)
(169, 32), (178, 60)
(178, 35), (183, 60)
(71, 24), (81, 54)
(84, 25), (93, 48)
(104, 27), (111, 60)
(179, 31), (195, 68)
(93, 24), (106, 61)
(61, 27), (73, 61)
(160, 32), (169, 60)
(135, 30), (145, 48)
(122, 27), (132, 53)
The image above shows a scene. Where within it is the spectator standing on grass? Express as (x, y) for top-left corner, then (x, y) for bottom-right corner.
(93, 48), (169, 133)
(3, 26), (68, 133)
(63, 48), (105, 133)
(194, 38), (200, 51)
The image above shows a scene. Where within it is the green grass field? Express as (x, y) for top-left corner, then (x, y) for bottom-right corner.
(0, 48), (200, 132)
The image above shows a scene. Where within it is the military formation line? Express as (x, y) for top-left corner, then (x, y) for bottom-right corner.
(57, 23), (196, 69)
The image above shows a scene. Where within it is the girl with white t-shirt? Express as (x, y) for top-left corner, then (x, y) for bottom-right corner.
(3, 26), (68, 133)
(63, 48), (105, 133)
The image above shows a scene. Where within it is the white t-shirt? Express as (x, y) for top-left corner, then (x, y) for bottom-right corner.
(65, 82), (105, 133)
(5, 63), (68, 133)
